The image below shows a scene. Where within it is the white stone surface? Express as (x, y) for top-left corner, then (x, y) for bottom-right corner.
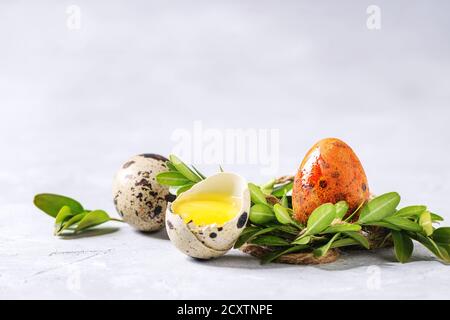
(1, 1), (450, 299)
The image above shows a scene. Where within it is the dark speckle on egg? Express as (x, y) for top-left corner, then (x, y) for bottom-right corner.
(140, 154), (168, 162)
(154, 205), (162, 216)
(237, 212), (248, 228)
(122, 161), (135, 169)
(209, 232), (217, 238)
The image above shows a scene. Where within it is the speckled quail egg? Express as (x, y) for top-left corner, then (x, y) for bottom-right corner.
(113, 154), (175, 232)
(165, 172), (250, 259)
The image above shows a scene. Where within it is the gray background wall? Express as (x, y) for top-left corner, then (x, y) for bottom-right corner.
(1, 1), (449, 299)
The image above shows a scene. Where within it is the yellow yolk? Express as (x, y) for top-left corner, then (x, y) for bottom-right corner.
(172, 193), (242, 226)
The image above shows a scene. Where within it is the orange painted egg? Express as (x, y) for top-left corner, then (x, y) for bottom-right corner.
(292, 138), (370, 223)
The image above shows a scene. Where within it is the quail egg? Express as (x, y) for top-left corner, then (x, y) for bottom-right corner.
(292, 138), (370, 223)
(166, 172), (250, 259)
(113, 154), (174, 231)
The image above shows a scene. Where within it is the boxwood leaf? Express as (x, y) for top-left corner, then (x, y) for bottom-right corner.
(250, 204), (275, 225)
(234, 226), (262, 248)
(322, 223), (361, 234)
(272, 182), (293, 197)
(364, 221), (402, 231)
(392, 231), (414, 263)
(273, 204), (294, 225)
(57, 212), (87, 235)
(165, 161), (177, 172)
(330, 237), (360, 249)
(343, 231), (370, 249)
(358, 192), (400, 224)
(169, 155), (202, 182)
(248, 183), (268, 205)
(156, 171), (192, 186)
(291, 235), (311, 245)
(176, 183), (195, 196)
(34, 193), (84, 218)
(433, 227), (450, 244)
(251, 235), (290, 246)
(234, 226), (278, 248)
(430, 213), (444, 222)
(419, 211), (433, 236)
(395, 205), (426, 218)
(304, 203), (336, 236)
(314, 233), (340, 257)
(383, 216), (422, 232)
(335, 201), (349, 220)
(409, 233), (450, 263)
(54, 206), (75, 234)
(281, 194), (289, 208)
(75, 210), (110, 232)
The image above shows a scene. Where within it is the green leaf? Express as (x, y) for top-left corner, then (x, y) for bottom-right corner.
(395, 205), (426, 218)
(410, 233), (450, 263)
(383, 216), (422, 232)
(271, 224), (301, 235)
(314, 233), (340, 257)
(234, 226), (262, 248)
(75, 210), (110, 232)
(156, 171), (192, 186)
(57, 212), (87, 235)
(235, 226), (278, 248)
(54, 206), (75, 234)
(248, 183), (268, 205)
(291, 235), (311, 245)
(166, 161), (177, 172)
(304, 203), (336, 236)
(364, 221), (402, 231)
(430, 213), (444, 222)
(330, 238), (360, 249)
(251, 235), (290, 246)
(169, 154), (202, 183)
(176, 183), (195, 196)
(358, 192), (400, 224)
(261, 179), (276, 195)
(249, 204), (275, 225)
(273, 204), (294, 225)
(392, 231), (414, 263)
(335, 201), (349, 220)
(191, 165), (206, 180)
(281, 194), (289, 208)
(272, 182), (293, 197)
(322, 223), (361, 234)
(344, 200), (366, 222)
(433, 227), (450, 244)
(343, 231), (370, 249)
(419, 211), (433, 236)
(34, 193), (84, 218)
(260, 245), (309, 265)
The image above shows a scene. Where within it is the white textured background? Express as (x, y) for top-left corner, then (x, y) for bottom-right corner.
(1, 1), (449, 299)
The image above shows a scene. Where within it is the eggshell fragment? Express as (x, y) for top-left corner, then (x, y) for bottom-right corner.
(166, 172), (250, 259)
(292, 138), (370, 223)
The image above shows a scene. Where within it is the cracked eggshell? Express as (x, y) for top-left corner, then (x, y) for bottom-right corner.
(165, 172), (250, 259)
(112, 154), (175, 232)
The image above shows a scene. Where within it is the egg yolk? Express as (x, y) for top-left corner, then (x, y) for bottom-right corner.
(172, 193), (242, 226)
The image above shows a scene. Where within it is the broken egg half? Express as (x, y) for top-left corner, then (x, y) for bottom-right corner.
(165, 172), (250, 259)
